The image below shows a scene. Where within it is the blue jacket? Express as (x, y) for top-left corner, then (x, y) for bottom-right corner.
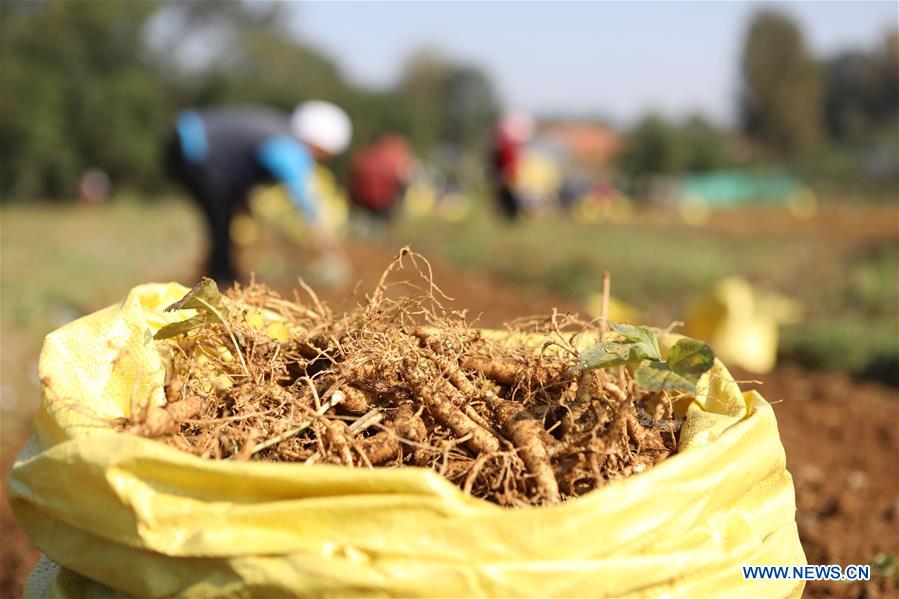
(175, 107), (319, 224)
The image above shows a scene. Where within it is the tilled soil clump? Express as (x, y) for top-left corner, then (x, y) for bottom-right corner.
(124, 250), (684, 507)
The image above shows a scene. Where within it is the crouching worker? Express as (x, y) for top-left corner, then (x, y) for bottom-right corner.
(164, 101), (352, 285)
(348, 134), (414, 222)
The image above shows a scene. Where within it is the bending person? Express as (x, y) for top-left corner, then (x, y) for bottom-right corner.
(164, 101), (352, 285)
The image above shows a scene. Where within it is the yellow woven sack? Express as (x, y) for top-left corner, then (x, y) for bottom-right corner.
(9, 284), (805, 598)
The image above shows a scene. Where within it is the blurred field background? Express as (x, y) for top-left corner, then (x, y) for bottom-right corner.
(2, 1), (897, 598)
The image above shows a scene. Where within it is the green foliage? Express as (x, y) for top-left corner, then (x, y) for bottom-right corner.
(1, 1), (170, 198)
(864, 31), (899, 126)
(577, 323), (662, 370)
(397, 50), (500, 153)
(740, 10), (823, 157)
(848, 246), (899, 316)
(0, 1), (499, 201)
(823, 51), (875, 143)
(3, 1), (891, 200)
(440, 66), (500, 148)
(618, 23), (897, 192)
(634, 338), (715, 393)
(618, 114), (734, 178)
(822, 32), (898, 145)
(780, 317), (899, 387)
(778, 29), (897, 196)
(871, 553), (899, 582)
(577, 324), (714, 394)
(153, 275), (249, 375)
(680, 116), (732, 172)
(578, 341), (649, 370)
(619, 114), (683, 177)
(608, 322), (662, 361)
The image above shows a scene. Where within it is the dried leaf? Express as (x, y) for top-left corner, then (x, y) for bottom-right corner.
(153, 314), (210, 340)
(154, 278), (227, 340)
(164, 278), (226, 314)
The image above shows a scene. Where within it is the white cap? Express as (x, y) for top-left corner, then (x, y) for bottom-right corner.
(499, 111), (535, 144)
(290, 101), (352, 155)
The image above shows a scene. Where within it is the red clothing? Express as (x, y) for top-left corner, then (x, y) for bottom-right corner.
(491, 130), (521, 183)
(349, 136), (412, 212)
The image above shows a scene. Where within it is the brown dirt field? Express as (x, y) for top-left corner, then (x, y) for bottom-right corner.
(635, 204), (899, 242)
(1, 451), (39, 599)
(3, 242), (896, 598)
(706, 204), (898, 241)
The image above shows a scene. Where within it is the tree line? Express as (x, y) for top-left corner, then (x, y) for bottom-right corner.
(1, 3), (895, 200)
(619, 10), (897, 196)
(0, 1), (499, 200)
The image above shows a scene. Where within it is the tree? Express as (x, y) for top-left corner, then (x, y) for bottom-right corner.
(396, 50), (454, 150)
(440, 66), (500, 149)
(864, 30), (898, 127)
(618, 113), (736, 180)
(0, 0), (353, 199)
(822, 51), (872, 143)
(150, 1), (347, 111)
(821, 31), (898, 144)
(740, 10), (822, 157)
(396, 49), (500, 152)
(680, 115), (731, 172)
(214, 29), (348, 109)
(1, 1), (169, 198)
(0, 1), (503, 200)
(619, 114), (683, 177)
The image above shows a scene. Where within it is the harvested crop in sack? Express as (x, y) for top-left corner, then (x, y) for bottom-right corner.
(9, 249), (806, 598)
(126, 250), (710, 506)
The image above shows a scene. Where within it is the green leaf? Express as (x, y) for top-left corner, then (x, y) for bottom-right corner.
(871, 552), (898, 581)
(578, 341), (635, 370)
(666, 338), (715, 382)
(609, 322), (661, 361)
(576, 323), (663, 372)
(633, 337), (715, 393)
(634, 361), (698, 393)
(153, 278), (227, 340)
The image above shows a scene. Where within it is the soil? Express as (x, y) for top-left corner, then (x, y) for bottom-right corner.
(0, 468), (36, 599)
(2, 242), (896, 597)
(702, 204), (899, 242)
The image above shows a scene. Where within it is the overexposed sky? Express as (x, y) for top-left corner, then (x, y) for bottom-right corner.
(289, 1), (897, 126)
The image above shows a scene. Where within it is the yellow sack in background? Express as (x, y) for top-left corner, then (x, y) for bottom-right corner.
(684, 277), (804, 375)
(9, 283), (805, 598)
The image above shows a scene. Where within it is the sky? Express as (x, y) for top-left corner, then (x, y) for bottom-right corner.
(288, 1), (897, 126)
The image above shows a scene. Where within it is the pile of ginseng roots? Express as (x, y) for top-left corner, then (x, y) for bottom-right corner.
(127, 251), (683, 507)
